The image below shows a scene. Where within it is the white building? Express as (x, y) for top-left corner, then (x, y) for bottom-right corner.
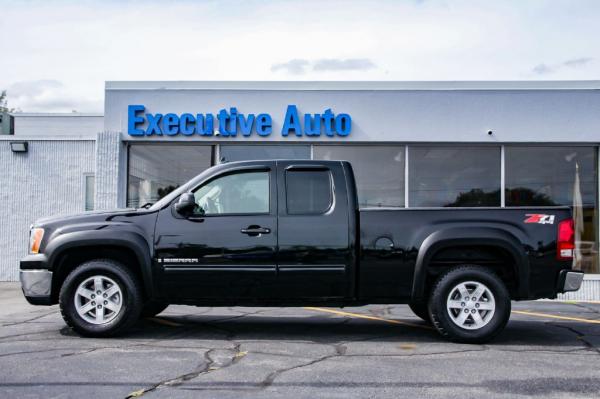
(2, 81), (599, 300)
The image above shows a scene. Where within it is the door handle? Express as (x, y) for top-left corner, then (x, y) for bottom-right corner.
(241, 226), (271, 236)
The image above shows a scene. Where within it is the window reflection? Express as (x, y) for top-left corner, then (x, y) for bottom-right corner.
(314, 145), (405, 208)
(505, 146), (598, 273)
(127, 145), (213, 208)
(409, 147), (501, 207)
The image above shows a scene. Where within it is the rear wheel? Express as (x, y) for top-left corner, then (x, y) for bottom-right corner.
(408, 301), (431, 323)
(59, 259), (143, 337)
(429, 265), (510, 343)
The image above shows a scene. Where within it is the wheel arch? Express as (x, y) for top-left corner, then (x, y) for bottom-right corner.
(47, 231), (153, 303)
(411, 227), (529, 301)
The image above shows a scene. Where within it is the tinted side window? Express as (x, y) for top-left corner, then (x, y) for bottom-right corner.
(193, 171), (269, 215)
(286, 170), (332, 214)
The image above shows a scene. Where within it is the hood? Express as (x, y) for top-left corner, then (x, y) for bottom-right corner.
(34, 208), (143, 227)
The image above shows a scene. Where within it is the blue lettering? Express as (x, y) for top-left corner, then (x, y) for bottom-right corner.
(238, 113), (255, 136)
(196, 114), (214, 136)
(126, 104), (350, 139)
(256, 114), (272, 136)
(218, 109), (232, 136)
(335, 113), (351, 136)
(146, 113), (163, 135)
(162, 113), (180, 136)
(179, 113), (195, 135)
(304, 114), (321, 136)
(127, 105), (145, 136)
(282, 105), (302, 136)
(228, 108), (238, 136)
(322, 108), (335, 137)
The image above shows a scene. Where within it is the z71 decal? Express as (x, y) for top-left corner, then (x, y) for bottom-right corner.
(524, 214), (555, 225)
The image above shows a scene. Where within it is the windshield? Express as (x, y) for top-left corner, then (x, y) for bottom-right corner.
(147, 181), (192, 211)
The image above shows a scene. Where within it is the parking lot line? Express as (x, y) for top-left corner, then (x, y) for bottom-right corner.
(303, 307), (434, 330)
(512, 310), (600, 324)
(561, 300), (600, 305)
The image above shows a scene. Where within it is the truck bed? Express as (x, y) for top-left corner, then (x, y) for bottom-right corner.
(358, 206), (572, 301)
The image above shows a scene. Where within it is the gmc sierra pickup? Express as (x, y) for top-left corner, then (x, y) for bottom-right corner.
(20, 160), (584, 343)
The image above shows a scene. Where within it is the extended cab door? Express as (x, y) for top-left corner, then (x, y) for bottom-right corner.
(154, 162), (278, 300)
(276, 161), (354, 299)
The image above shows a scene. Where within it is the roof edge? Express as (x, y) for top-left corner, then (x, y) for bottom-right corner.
(11, 113), (104, 117)
(105, 80), (600, 91)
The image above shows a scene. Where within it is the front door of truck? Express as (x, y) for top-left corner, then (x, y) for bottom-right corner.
(154, 163), (278, 300)
(275, 161), (353, 299)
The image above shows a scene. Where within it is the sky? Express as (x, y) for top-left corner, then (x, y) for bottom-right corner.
(0, 0), (599, 112)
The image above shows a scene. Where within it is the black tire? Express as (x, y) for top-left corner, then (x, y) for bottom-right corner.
(59, 259), (143, 337)
(409, 301), (431, 323)
(428, 265), (511, 344)
(141, 301), (169, 318)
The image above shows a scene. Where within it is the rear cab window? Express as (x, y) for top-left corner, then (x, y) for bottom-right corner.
(285, 169), (333, 214)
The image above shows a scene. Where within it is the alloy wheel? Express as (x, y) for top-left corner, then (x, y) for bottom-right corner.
(446, 280), (496, 330)
(74, 275), (123, 324)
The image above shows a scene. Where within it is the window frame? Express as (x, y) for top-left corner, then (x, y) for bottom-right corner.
(189, 167), (273, 217)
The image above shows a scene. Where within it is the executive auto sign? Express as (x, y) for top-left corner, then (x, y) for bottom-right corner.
(127, 105), (352, 138)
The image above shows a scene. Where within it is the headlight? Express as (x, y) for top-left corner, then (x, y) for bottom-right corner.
(29, 228), (44, 254)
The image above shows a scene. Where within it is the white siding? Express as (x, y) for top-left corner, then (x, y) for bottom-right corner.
(557, 277), (600, 301)
(0, 140), (95, 280)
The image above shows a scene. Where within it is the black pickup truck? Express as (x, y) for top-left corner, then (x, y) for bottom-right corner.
(20, 160), (583, 343)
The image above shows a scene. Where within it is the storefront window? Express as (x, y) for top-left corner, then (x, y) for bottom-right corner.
(219, 145), (310, 162)
(127, 144), (213, 208)
(313, 145), (405, 208)
(84, 174), (95, 211)
(505, 146), (598, 273)
(409, 146), (501, 207)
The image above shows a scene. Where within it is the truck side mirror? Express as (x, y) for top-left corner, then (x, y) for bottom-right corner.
(174, 193), (197, 215)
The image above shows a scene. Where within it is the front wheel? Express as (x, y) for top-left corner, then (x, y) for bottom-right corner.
(429, 265), (511, 343)
(59, 259), (143, 337)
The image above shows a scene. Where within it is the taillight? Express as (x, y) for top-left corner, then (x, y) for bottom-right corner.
(556, 219), (574, 260)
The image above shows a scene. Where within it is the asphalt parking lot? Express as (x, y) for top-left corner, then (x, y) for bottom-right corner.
(1, 283), (599, 399)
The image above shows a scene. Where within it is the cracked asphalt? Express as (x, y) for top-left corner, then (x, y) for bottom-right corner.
(1, 283), (600, 399)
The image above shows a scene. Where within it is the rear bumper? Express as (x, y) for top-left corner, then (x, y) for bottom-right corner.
(557, 270), (584, 293)
(20, 254), (53, 305)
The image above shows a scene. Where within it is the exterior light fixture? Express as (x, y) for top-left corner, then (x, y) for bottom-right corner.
(10, 141), (28, 153)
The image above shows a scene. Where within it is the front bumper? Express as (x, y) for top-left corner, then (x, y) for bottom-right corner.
(20, 261), (53, 306)
(557, 270), (584, 293)
(20, 253), (49, 270)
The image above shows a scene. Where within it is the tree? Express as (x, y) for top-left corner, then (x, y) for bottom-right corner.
(0, 90), (19, 113)
(0, 90), (7, 113)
